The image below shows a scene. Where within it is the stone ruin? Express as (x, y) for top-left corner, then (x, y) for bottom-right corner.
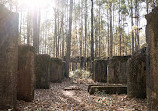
(146, 7), (158, 110)
(35, 54), (51, 89)
(89, 85), (127, 95)
(17, 45), (35, 102)
(108, 56), (130, 84)
(71, 62), (77, 71)
(50, 58), (64, 82)
(93, 59), (108, 82)
(127, 48), (146, 99)
(70, 56), (85, 71)
(1, 3), (158, 111)
(0, 5), (18, 110)
(62, 61), (66, 80)
(64, 56), (92, 71)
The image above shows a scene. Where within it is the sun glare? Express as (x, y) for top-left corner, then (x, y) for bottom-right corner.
(18, 0), (53, 8)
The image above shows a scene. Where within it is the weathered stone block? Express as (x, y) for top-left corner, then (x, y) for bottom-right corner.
(127, 48), (146, 99)
(17, 45), (35, 102)
(146, 8), (158, 110)
(0, 5), (18, 110)
(35, 54), (50, 89)
(62, 61), (66, 79)
(89, 85), (127, 95)
(80, 56), (84, 69)
(93, 59), (108, 82)
(86, 62), (91, 72)
(108, 56), (130, 84)
(50, 58), (63, 82)
(72, 62), (77, 71)
(88, 84), (109, 92)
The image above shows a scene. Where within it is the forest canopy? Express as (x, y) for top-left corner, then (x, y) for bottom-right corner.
(0, 0), (154, 57)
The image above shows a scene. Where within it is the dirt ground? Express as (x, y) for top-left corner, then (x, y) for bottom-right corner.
(16, 79), (148, 111)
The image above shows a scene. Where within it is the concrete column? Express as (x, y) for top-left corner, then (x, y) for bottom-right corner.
(146, 7), (158, 110)
(0, 5), (18, 110)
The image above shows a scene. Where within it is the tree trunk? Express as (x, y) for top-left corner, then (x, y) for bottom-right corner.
(33, 8), (40, 54)
(61, 10), (65, 58)
(146, 0), (149, 14)
(119, 0), (122, 56)
(109, 3), (113, 57)
(54, 8), (57, 57)
(91, 0), (94, 74)
(80, 0), (83, 69)
(95, 29), (98, 57)
(107, 9), (110, 57)
(131, 0), (134, 54)
(37, 8), (41, 52)
(84, 0), (87, 69)
(99, 0), (101, 57)
(65, 0), (73, 78)
(27, 9), (31, 45)
(19, 10), (22, 44)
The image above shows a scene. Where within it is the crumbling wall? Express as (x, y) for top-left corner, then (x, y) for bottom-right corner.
(0, 5), (18, 110)
(145, 8), (158, 110)
(93, 59), (108, 82)
(35, 54), (50, 89)
(17, 45), (35, 102)
(108, 56), (130, 84)
(50, 58), (63, 82)
(127, 48), (146, 99)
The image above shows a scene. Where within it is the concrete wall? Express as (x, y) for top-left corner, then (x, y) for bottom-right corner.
(0, 5), (18, 110)
(35, 54), (50, 89)
(146, 8), (158, 110)
(108, 56), (130, 84)
(127, 48), (146, 99)
(50, 58), (63, 82)
(94, 59), (108, 82)
(17, 45), (35, 102)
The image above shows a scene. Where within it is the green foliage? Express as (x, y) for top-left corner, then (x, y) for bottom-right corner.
(69, 70), (90, 78)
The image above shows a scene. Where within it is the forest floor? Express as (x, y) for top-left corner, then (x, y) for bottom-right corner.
(16, 78), (148, 111)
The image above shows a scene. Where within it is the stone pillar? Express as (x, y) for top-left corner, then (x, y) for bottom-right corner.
(80, 56), (84, 69)
(94, 59), (108, 82)
(50, 58), (63, 82)
(127, 48), (146, 99)
(17, 45), (35, 102)
(62, 61), (66, 79)
(72, 62), (76, 71)
(0, 5), (18, 110)
(35, 54), (50, 89)
(146, 7), (158, 110)
(108, 56), (130, 84)
(86, 57), (91, 71)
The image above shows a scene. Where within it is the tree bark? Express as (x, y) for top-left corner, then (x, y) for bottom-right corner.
(33, 8), (40, 54)
(131, 0), (134, 54)
(65, 0), (73, 78)
(109, 3), (113, 57)
(91, 0), (94, 74)
(84, 0), (87, 69)
(119, 0), (122, 56)
(99, 0), (101, 57)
